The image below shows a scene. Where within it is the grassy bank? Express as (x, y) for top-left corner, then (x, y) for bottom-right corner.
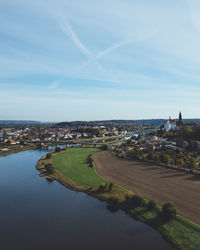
(36, 148), (200, 250)
(0, 145), (37, 157)
(52, 148), (109, 187)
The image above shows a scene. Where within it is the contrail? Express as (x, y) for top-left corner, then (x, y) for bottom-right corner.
(186, 0), (200, 33)
(79, 29), (159, 70)
(59, 16), (92, 59)
(58, 16), (105, 73)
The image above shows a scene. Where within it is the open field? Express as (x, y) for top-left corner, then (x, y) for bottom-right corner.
(52, 148), (109, 187)
(94, 151), (200, 224)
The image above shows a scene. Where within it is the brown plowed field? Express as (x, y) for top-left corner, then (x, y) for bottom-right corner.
(94, 151), (200, 224)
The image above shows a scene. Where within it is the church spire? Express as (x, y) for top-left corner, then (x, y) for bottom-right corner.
(179, 111), (182, 124)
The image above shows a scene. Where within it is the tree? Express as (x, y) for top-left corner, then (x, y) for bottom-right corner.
(108, 182), (114, 191)
(131, 195), (144, 207)
(190, 140), (200, 152)
(159, 153), (171, 165)
(45, 164), (55, 174)
(162, 202), (177, 220)
(148, 200), (157, 210)
(125, 191), (134, 201)
(101, 144), (109, 150)
(6, 140), (11, 145)
(127, 139), (134, 147)
(189, 157), (196, 172)
(176, 136), (183, 147)
(182, 127), (192, 140)
(176, 158), (185, 167)
(98, 183), (107, 192)
(55, 147), (61, 152)
(46, 153), (52, 159)
(127, 148), (142, 160)
(147, 152), (154, 160)
(153, 153), (160, 162)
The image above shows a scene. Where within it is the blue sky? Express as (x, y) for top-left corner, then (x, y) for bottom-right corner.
(1, 0), (200, 121)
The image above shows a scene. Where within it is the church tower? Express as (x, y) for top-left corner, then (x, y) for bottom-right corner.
(179, 112), (182, 124)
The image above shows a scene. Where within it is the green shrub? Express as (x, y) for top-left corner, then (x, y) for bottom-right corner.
(159, 153), (171, 165)
(127, 148), (142, 160)
(189, 157), (197, 170)
(107, 200), (119, 213)
(46, 153), (52, 159)
(132, 195), (144, 207)
(55, 147), (61, 153)
(148, 200), (157, 210)
(153, 154), (160, 162)
(87, 154), (93, 168)
(98, 183), (107, 192)
(45, 164), (55, 174)
(108, 197), (119, 204)
(101, 144), (109, 150)
(176, 158), (185, 167)
(162, 201), (177, 220)
(147, 152), (154, 160)
(125, 191), (134, 201)
(108, 182), (114, 191)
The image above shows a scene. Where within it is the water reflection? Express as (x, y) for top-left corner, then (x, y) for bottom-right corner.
(0, 149), (175, 250)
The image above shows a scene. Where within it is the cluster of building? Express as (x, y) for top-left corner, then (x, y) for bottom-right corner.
(0, 126), (127, 145)
(115, 113), (186, 155)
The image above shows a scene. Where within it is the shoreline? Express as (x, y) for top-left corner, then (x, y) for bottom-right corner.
(36, 149), (200, 250)
(0, 134), (124, 158)
(0, 145), (37, 157)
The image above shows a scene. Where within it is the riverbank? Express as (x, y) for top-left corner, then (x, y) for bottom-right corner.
(36, 148), (200, 250)
(0, 144), (37, 157)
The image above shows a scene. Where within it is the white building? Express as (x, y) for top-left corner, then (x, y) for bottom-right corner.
(165, 118), (176, 132)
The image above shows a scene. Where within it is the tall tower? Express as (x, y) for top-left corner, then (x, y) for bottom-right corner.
(179, 112), (182, 124)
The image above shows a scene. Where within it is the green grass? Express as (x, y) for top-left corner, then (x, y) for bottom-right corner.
(52, 148), (109, 187)
(161, 216), (200, 250)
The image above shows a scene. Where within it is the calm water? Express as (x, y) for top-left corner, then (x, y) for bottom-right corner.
(0, 149), (174, 250)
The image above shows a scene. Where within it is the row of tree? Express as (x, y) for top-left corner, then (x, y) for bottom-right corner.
(126, 148), (197, 171)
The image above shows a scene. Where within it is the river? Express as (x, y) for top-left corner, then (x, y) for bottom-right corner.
(0, 149), (174, 250)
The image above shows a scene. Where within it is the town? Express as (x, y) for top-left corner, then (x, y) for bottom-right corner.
(1, 113), (200, 175)
(112, 112), (200, 174)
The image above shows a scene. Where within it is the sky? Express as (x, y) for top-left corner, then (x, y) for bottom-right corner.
(1, 0), (200, 121)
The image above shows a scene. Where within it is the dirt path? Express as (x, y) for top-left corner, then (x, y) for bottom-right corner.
(94, 151), (200, 224)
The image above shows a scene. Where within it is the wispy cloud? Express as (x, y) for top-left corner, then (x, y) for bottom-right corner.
(79, 29), (158, 70)
(49, 80), (59, 89)
(0, 42), (48, 72)
(1, 0), (200, 120)
(187, 0), (200, 33)
(57, 16), (105, 73)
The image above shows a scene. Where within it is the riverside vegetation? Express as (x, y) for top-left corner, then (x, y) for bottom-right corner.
(36, 147), (200, 250)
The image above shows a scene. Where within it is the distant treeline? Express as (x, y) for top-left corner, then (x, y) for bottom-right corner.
(56, 119), (200, 127)
(0, 120), (42, 125)
(1, 119), (200, 126)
